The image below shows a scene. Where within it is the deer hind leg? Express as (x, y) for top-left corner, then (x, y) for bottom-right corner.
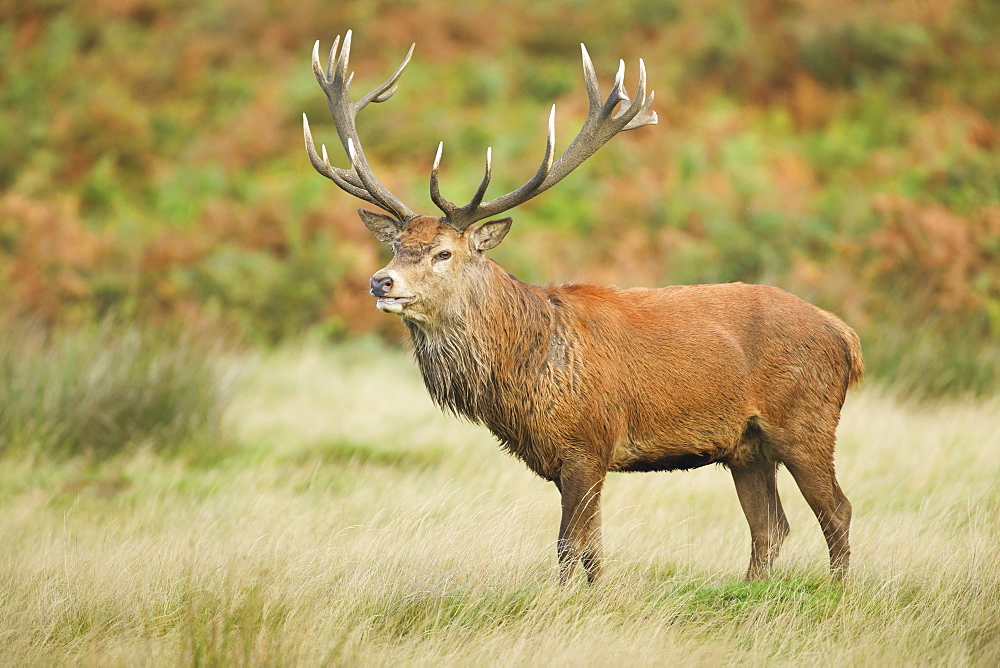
(732, 455), (789, 580)
(556, 457), (606, 584)
(779, 433), (852, 581)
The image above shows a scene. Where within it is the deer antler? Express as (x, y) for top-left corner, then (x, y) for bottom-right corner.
(303, 31), (416, 225)
(431, 43), (657, 232)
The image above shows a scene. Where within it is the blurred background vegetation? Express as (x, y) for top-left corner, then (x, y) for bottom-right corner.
(1, 0), (998, 407)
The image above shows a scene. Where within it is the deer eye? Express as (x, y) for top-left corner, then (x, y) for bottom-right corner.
(434, 250), (452, 261)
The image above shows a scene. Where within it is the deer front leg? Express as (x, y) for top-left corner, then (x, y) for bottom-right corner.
(556, 456), (606, 584)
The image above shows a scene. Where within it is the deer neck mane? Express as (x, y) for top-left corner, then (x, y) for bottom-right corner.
(404, 260), (552, 425)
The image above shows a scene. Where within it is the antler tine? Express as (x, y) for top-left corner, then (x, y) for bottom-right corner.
(581, 44), (602, 111)
(605, 60), (630, 117)
(623, 59), (657, 130)
(466, 147), (493, 212)
(429, 142), (494, 217)
(302, 113), (377, 203)
(635, 58), (647, 107)
(306, 32), (416, 224)
(430, 142), (458, 215)
(624, 92), (657, 130)
(334, 30), (352, 90)
(360, 43), (414, 107)
(311, 39), (326, 84)
(509, 105), (558, 202)
(325, 35), (341, 81)
(438, 45), (655, 231)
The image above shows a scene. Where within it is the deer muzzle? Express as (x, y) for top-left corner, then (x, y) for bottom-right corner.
(370, 273), (414, 313)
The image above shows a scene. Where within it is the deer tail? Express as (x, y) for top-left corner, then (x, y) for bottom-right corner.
(844, 326), (864, 389)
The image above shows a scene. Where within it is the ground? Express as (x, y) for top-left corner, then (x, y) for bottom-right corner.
(1, 339), (997, 665)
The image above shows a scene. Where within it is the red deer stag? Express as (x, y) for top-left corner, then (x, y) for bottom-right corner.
(303, 31), (863, 582)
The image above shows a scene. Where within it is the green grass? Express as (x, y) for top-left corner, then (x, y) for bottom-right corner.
(0, 338), (997, 665)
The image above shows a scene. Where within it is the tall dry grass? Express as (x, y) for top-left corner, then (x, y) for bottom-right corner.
(0, 338), (997, 665)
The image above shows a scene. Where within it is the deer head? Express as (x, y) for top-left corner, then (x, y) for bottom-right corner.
(303, 31), (656, 325)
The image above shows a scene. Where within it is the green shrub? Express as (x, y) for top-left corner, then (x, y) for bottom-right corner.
(174, 224), (348, 344)
(0, 318), (234, 458)
(800, 21), (936, 89)
(862, 318), (1000, 399)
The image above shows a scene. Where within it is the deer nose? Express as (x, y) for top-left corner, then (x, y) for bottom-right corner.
(370, 275), (393, 297)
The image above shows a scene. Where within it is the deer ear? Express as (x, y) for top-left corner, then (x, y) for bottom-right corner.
(470, 217), (512, 251)
(358, 209), (400, 242)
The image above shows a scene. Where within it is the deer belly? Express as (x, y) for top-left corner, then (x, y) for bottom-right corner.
(608, 431), (736, 473)
(611, 449), (722, 472)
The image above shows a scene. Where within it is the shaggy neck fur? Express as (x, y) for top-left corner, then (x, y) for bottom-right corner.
(404, 260), (567, 476)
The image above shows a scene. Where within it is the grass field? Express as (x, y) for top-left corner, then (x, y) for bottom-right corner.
(1, 338), (998, 666)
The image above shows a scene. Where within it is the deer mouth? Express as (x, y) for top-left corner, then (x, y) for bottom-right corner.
(376, 296), (415, 314)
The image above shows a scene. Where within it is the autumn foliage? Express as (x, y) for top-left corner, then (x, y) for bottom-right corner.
(1, 0), (997, 394)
